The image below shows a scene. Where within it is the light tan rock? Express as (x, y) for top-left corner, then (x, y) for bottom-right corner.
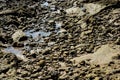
(12, 30), (26, 42)
(71, 44), (120, 65)
(66, 7), (85, 16)
(84, 3), (106, 15)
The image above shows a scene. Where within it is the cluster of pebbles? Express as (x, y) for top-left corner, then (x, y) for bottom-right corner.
(0, 0), (120, 79)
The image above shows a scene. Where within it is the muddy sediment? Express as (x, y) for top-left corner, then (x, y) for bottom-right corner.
(0, 0), (120, 80)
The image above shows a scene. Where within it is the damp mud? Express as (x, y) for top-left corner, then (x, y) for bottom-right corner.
(0, 0), (120, 80)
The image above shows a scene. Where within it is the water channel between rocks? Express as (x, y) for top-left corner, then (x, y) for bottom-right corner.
(3, 21), (62, 61)
(3, 47), (28, 61)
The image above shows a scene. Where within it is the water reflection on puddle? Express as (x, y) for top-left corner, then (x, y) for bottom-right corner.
(3, 47), (27, 61)
(55, 21), (63, 34)
(42, 2), (49, 7)
(4, 47), (21, 54)
(55, 21), (62, 29)
(25, 30), (51, 39)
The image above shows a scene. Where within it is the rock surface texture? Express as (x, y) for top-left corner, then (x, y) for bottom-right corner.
(0, 0), (120, 80)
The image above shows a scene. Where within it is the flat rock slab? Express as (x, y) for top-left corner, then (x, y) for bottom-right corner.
(65, 7), (85, 16)
(71, 44), (120, 65)
(84, 3), (106, 15)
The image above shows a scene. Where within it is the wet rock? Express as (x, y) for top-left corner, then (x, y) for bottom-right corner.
(85, 73), (96, 79)
(12, 30), (27, 42)
(42, 48), (51, 55)
(0, 42), (7, 48)
(79, 21), (87, 29)
(51, 70), (59, 79)
(70, 73), (80, 80)
(84, 29), (92, 35)
(80, 32), (85, 38)
(37, 60), (45, 67)
(36, 48), (42, 53)
(71, 44), (120, 65)
(59, 28), (67, 33)
(0, 65), (10, 74)
(59, 33), (67, 39)
(97, 0), (119, 6)
(0, 36), (7, 44)
(115, 37), (120, 45)
(50, 5), (56, 11)
(0, 61), (16, 77)
(6, 68), (16, 76)
(31, 72), (39, 78)
(59, 72), (68, 80)
(110, 69), (120, 74)
(30, 50), (36, 54)
(59, 62), (67, 70)
(12, 42), (24, 47)
(69, 50), (76, 56)
(0, 73), (6, 79)
(86, 44), (94, 53)
(42, 76), (51, 80)
(94, 77), (102, 80)
(21, 70), (29, 77)
(48, 42), (55, 46)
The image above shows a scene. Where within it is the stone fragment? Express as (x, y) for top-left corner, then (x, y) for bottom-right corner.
(66, 7), (85, 16)
(12, 30), (26, 42)
(84, 3), (106, 15)
(37, 60), (45, 67)
(71, 44), (120, 65)
(42, 48), (51, 55)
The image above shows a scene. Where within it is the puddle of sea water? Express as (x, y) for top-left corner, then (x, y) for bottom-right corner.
(3, 47), (28, 61)
(25, 30), (51, 38)
(55, 21), (62, 29)
(41, 2), (49, 7)
(55, 21), (63, 34)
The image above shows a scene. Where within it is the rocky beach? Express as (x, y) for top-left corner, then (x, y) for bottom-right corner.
(0, 0), (120, 80)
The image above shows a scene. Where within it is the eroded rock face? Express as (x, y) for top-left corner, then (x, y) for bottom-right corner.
(71, 44), (120, 65)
